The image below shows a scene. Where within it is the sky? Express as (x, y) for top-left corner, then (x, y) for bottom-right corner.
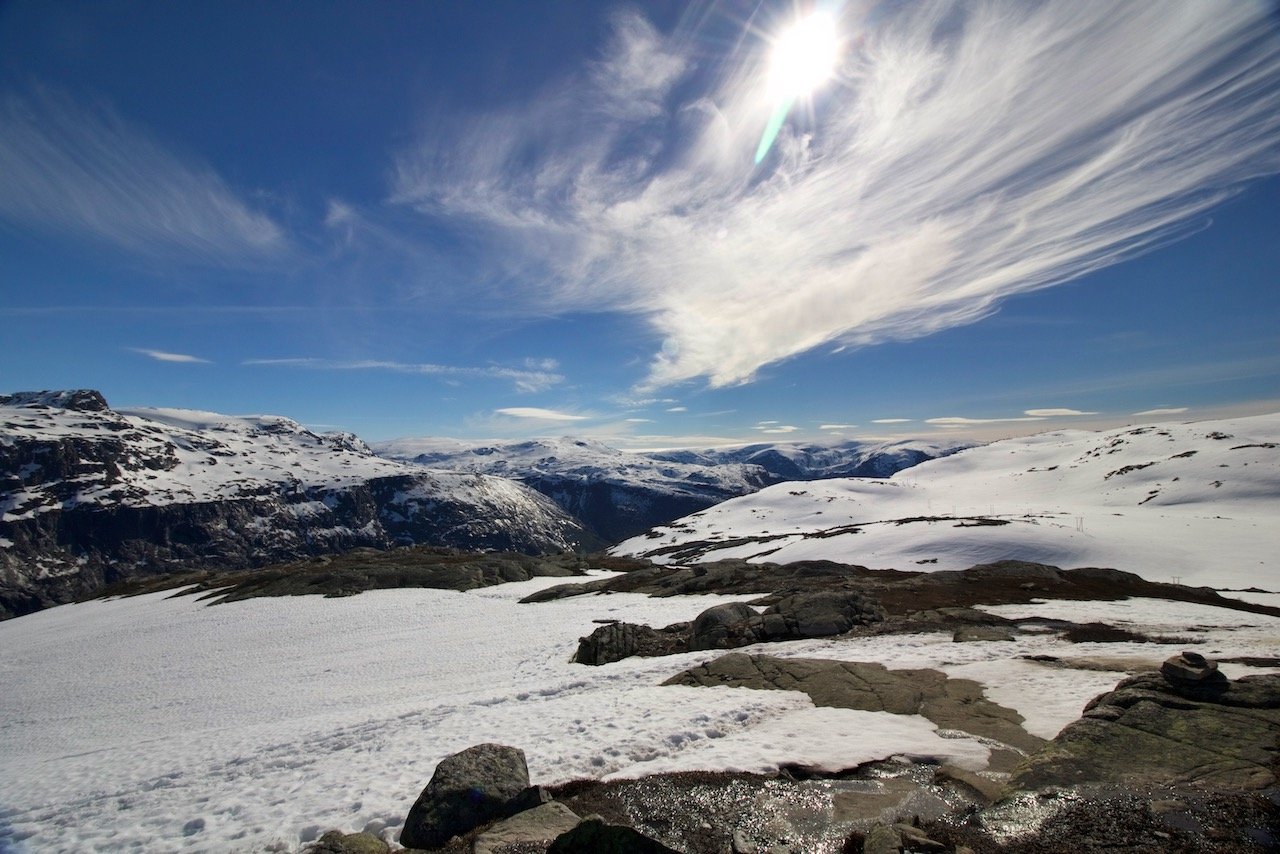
(2, 0), (1278, 448)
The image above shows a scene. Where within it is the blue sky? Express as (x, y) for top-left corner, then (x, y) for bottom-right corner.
(2, 0), (1278, 446)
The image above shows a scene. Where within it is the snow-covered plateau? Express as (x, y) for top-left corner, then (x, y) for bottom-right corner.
(1, 574), (1277, 853)
(616, 414), (1280, 591)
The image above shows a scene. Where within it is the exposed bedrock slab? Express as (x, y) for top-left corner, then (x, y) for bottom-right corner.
(664, 652), (1045, 758)
(1009, 657), (1280, 793)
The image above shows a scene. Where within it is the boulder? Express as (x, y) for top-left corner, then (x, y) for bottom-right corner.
(689, 602), (759, 650)
(688, 592), (885, 652)
(472, 802), (582, 854)
(399, 743), (531, 849)
(764, 590), (885, 637)
(547, 816), (680, 853)
(305, 831), (388, 854)
(574, 622), (684, 665)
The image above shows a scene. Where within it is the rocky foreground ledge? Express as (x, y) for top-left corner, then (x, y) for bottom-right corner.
(301, 651), (1278, 854)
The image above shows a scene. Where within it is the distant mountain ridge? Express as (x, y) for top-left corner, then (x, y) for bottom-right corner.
(373, 436), (968, 543)
(647, 438), (969, 481)
(0, 391), (584, 619)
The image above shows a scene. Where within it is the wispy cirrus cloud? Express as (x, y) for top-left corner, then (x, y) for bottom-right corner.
(1024, 408), (1098, 417)
(494, 407), (591, 421)
(243, 357), (562, 393)
(129, 348), (210, 364)
(0, 89), (286, 263)
(820, 423), (856, 430)
(927, 415), (1046, 426)
(872, 418), (913, 424)
(1133, 406), (1189, 416)
(394, 2), (1280, 391)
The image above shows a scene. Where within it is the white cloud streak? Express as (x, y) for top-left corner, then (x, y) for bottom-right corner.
(129, 348), (210, 364)
(820, 423), (856, 430)
(872, 418), (913, 424)
(494, 407), (591, 421)
(0, 89), (286, 262)
(243, 357), (562, 393)
(1133, 407), (1189, 416)
(927, 416), (1045, 426)
(394, 2), (1280, 390)
(1024, 408), (1098, 417)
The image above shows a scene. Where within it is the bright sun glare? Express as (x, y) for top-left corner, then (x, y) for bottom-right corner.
(766, 10), (840, 101)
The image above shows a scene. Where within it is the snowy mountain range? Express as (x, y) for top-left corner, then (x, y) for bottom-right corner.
(373, 436), (965, 542)
(0, 391), (583, 618)
(615, 414), (1280, 590)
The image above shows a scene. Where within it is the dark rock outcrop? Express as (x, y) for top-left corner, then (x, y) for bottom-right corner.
(472, 802), (582, 854)
(689, 591), (885, 651)
(572, 621), (686, 665)
(547, 817), (680, 853)
(526, 559), (1280, 623)
(574, 592), (885, 665)
(400, 743), (533, 849)
(304, 830), (388, 854)
(1009, 655), (1280, 793)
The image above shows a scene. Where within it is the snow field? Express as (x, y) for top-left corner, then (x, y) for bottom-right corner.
(0, 579), (955, 853)
(2, 578), (1277, 852)
(616, 414), (1280, 590)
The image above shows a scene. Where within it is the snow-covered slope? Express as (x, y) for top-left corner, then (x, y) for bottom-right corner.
(374, 436), (774, 543)
(615, 414), (1280, 590)
(373, 436), (963, 543)
(0, 391), (583, 617)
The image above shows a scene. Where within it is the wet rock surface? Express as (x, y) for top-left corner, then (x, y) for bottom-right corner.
(927, 785), (1280, 852)
(547, 763), (984, 854)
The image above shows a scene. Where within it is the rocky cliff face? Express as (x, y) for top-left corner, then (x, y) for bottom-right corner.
(0, 391), (583, 619)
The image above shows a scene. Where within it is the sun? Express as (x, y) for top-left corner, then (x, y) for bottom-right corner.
(766, 10), (840, 102)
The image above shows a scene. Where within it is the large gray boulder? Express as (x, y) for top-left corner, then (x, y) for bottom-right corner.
(689, 602), (759, 650)
(573, 621), (685, 665)
(766, 590), (885, 637)
(399, 743), (531, 849)
(688, 592), (884, 651)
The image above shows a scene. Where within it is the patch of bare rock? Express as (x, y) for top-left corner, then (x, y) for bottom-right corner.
(304, 649), (1277, 853)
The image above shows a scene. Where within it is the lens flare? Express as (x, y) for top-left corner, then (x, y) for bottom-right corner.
(767, 11), (840, 101)
(756, 10), (841, 164)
